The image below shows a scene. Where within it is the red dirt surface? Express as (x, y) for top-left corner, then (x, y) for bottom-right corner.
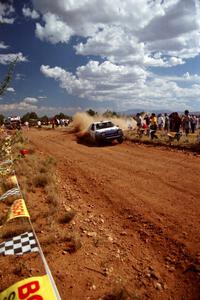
(5, 128), (200, 299)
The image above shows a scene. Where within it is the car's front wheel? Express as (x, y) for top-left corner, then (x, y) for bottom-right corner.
(117, 137), (123, 144)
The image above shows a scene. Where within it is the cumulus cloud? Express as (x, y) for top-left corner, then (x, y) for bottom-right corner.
(0, 53), (27, 65)
(23, 97), (38, 103)
(35, 12), (73, 44)
(38, 96), (47, 99)
(15, 73), (26, 81)
(22, 6), (39, 19)
(0, 2), (15, 24)
(33, 0), (200, 63)
(40, 62), (200, 110)
(0, 102), (38, 113)
(0, 42), (9, 49)
(41, 61), (147, 101)
(6, 87), (15, 92)
(34, 0), (200, 110)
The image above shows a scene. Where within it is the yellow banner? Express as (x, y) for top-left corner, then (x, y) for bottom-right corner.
(7, 198), (30, 221)
(0, 275), (56, 299)
(9, 175), (18, 185)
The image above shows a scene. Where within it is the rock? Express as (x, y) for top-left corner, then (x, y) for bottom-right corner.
(108, 236), (113, 242)
(154, 282), (162, 291)
(120, 231), (127, 236)
(87, 232), (97, 238)
(90, 284), (96, 290)
(150, 271), (160, 280)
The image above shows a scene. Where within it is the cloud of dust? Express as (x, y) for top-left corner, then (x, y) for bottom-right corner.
(72, 112), (137, 133)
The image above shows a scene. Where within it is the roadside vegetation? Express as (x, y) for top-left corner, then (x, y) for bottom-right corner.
(0, 130), (80, 252)
(125, 129), (200, 154)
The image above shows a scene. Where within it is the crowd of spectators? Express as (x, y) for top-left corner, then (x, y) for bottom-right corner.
(135, 110), (200, 140)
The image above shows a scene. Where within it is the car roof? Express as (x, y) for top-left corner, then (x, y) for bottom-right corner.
(92, 120), (112, 125)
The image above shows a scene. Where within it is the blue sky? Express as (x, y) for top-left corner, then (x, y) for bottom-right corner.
(0, 0), (200, 116)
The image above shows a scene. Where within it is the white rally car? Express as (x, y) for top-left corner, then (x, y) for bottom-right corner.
(88, 120), (124, 145)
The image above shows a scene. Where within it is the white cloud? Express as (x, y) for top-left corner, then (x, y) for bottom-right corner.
(38, 96), (47, 99)
(23, 97), (38, 104)
(22, 6), (39, 19)
(35, 12), (73, 44)
(0, 102), (38, 113)
(41, 61), (147, 101)
(0, 42), (9, 49)
(33, 0), (200, 63)
(40, 62), (200, 110)
(15, 73), (26, 81)
(6, 87), (15, 92)
(0, 53), (28, 65)
(34, 0), (200, 110)
(0, 2), (15, 24)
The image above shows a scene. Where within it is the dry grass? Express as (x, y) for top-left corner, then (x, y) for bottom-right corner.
(0, 220), (31, 240)
(102, 287), (139, 300)
(59, 208), (76, 224)
(33, 174), (50, 188)
(125, 130), (200, 153)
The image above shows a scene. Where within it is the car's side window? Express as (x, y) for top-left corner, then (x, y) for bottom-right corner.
(91, 124), (94, 131)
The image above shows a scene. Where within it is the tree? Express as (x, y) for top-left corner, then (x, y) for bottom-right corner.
(0, 114), (4, 125)
(21, 112), (38, 123)
(0, 58), (18, 96)
(103, 110), (120, 118)
(40, 115), (49, 123)
(86, 109), (97, 116)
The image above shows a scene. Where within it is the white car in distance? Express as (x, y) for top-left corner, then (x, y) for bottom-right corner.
(88, 120), (124, 145)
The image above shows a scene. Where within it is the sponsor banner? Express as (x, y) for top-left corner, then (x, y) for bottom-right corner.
(0, 187), (20, 201)
(7, 199), (30, 221)
(0, 275), (57, 299)
(0, 231), (38, 255)
(5, 175), (18, 189)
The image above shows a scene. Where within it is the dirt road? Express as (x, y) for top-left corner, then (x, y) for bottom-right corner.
(25, 128), (200, 299)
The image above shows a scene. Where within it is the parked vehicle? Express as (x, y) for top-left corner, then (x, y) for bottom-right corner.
(88, 120), (124, 145)
(4, 116), (21, 130)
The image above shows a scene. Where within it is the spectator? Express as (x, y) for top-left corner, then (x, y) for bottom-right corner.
(37, 120), (42, 129)
(190, 115), (197, 133)
(164, 113), (169, 133)
(158, 114), (165, 131)
(182, 110), (190, 136)
(149, 113), (158, 139)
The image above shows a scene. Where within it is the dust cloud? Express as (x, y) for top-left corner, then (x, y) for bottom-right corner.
(72, 112), (137, 133)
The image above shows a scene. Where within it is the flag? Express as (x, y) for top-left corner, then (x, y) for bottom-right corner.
(0, 232), (38, 255)
(0, 187), (20, 201)
(7, 198), (30, 221)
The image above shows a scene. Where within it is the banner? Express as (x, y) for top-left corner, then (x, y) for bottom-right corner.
(7, 198), (30, 221)
(5, 175), (18, 189)
(0, 275), (57, 299)
(0, 231), (38, 255)
(0, 187), (20, 201)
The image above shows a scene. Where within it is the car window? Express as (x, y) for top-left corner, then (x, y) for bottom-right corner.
(97, 122), (114, 129)
(91, 124), (94, 131)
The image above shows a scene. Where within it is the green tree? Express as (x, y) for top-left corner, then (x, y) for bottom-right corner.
(40, 115), (49, 123)
(0, 114), (4, 125)
(0, 58), (18, 96)
(21, 112), (38, 123)
(86, 109), (97, 116)
(103, 110), (120, 118)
